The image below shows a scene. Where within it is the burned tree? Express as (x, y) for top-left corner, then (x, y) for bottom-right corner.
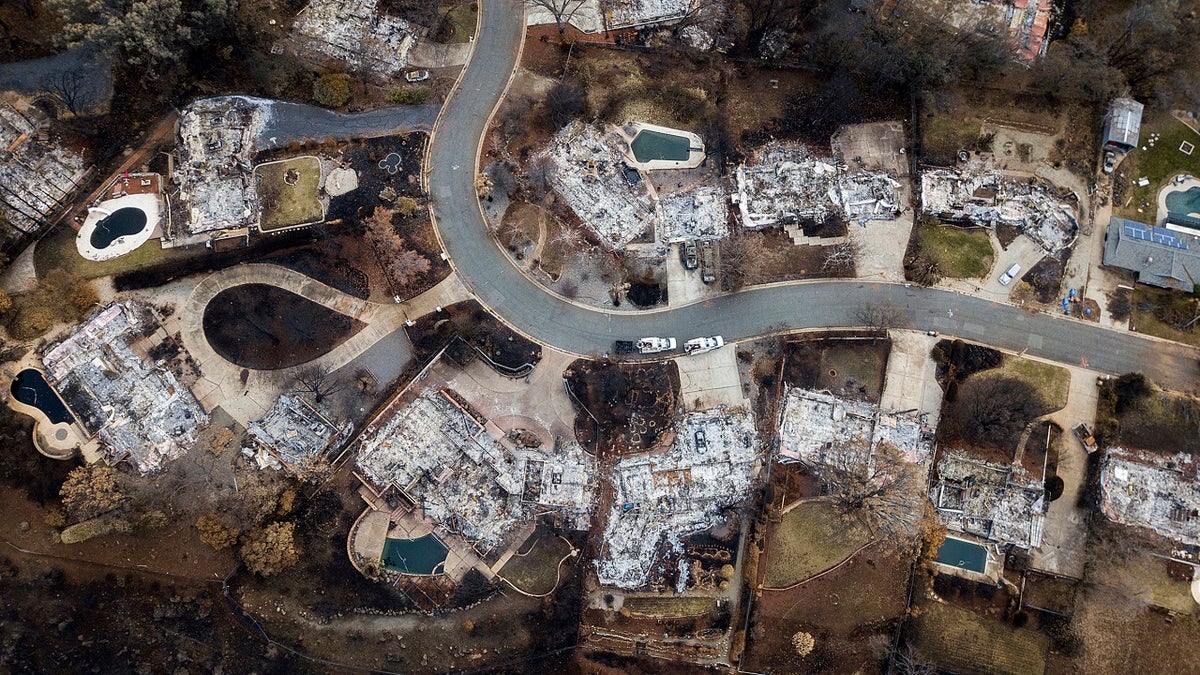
(855, 299), (906, 332)
(945, 375), (1045, 449)
(293, 364), (345, 404)
(364, 205), (432, 295)
(821, 237), (859, 275)
(41, 70), (89, 117)
(817, 440), (924, 540)
(527, 0), (587, 35)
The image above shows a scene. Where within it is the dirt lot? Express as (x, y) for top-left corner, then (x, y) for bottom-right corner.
(782, 335), (891, 403)
(405, 299), (542, 372)
(1130, 285), (1200, 348)
(564, 358), (680, 457)
(909, 600), (1049, 675)
(202, 283), (365, 369)
(1095, 379), (1200, 456)
(744, 546), (910, 673)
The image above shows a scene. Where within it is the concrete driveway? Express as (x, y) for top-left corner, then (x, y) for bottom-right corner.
(677, 347), (747, 412)
(879, 330), (944, 424)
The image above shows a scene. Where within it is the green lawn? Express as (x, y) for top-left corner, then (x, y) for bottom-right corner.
(913, 602), (1048, 675)
(989, 356), (1071, 413)
(33, 224), (201, 281)
(762, 501), (869, 588)
(1115, 114), (1200, 220)
(254, 156), (324, 231)
(917, 224), (995, 279)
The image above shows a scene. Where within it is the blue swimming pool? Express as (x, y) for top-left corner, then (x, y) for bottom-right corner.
(381, 534), (448, 575)
(90, 207), (148, 249)
(936, 537), (988, 574)
(1167, 186), (1200, 217)
(10, 369), (73, 425)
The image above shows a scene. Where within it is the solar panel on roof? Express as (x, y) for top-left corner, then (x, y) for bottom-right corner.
(1122, 220), (1189, 250)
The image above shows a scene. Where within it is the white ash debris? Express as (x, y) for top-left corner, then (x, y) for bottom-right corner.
(920, 168), (1077, 253)
(658, 186), (728, 242)
(677, 25), (713, 51)
(0, 102), (88, 234)
(545, 121), (726, 248)
(777, 388), (934, 467)
(545, 121), (656, 248)
(1100, 447), (1200, 546)
(245, 393), (350, 471)
(42, 302), (207, 475)
(174, 96), (271, 241)
(931, 451), (1044, 549)
(356, 390), (596, 551)
(288, 0), (419, 76)
(607, 0), (696, 28)
(596, 408), (760, 589)
(732, 142), (901, 229)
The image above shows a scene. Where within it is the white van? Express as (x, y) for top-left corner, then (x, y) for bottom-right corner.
(998, 263), (1021, 286)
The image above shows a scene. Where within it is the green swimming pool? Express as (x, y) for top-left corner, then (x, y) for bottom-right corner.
(630, 129), (692, 162)
(936, 537), (987, 573)
(381, 534), (448, 575)
(1166, 186), (1200, 217)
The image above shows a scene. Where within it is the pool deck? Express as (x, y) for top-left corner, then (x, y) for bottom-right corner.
(1156, 174), (1200, 226)
(617, 122), (705, 171)
(1, 362), (92, 461)
(76, 191), (162, 261)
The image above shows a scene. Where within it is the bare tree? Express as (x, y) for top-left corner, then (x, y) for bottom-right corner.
(364, 205), (432, 295)
(946, 375), (1046, 449)
(736, 0), (820, 56)
(527, 155), (558, 200)
(719, 232), (767, 291)
(41, 70), (89, 117)
(854, 299), (906, 331)
(893, 644), (937, 675)
(821, 237), (859, 275)
(818, 440), (925, 540)
(294, 364), (345, 404)
(527, 0), (587, 35)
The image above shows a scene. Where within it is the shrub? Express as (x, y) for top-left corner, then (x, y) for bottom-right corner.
(313, 73), (352, 107)
(388, 87), (429, 104)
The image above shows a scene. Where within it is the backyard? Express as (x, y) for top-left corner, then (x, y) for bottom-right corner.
(1114, 112), (1200, 221)
(762, 500), (870, 588)
(917, 224), (995, 279)
(909, 601), (1049, 675)
(497, 526), (572, 596)
(254, 156), (324, 231)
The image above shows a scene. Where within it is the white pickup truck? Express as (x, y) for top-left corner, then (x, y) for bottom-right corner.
(684, 336), (724, 355)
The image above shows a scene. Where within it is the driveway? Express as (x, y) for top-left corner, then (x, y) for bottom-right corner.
(258, 102), (441, 149)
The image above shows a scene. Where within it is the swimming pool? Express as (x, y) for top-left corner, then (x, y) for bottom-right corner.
(630, 129), (692, 163)
(936, 537), (988, 574)
(381, 534), (448, 575)
(1167, 186), (1200, 217)
(90, 207), (149, 249)
(10, 369), (73, 425)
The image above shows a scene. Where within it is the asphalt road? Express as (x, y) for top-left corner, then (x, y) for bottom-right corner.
(428, 0), (1200, 392)
(0, 45), (112, 113)
(259, 101), (440, 149)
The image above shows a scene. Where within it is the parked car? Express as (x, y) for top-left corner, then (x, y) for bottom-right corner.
(405, 70), (430, 83)
(1103, 150), (1117, 174)
(683, 241), (698, 270)
(998, 263), (1021, 286)
(615, 337), (677, 354)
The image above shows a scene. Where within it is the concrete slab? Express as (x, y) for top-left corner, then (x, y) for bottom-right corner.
(665, 243), (718, 306)
(832, 120), (909, 176)
(880, 330), (943, 425)
(855, 196), (914, 282)
(676, 346), (748, 411)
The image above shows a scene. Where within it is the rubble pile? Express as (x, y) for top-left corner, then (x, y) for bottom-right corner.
(245, 393), (350, 470)
(732, 142), (901, 229)
(920, 168), (1077, 252)
(545, 121), (656, 248)
(596, 409), (759, 589)
(658, 186), (729, 242)
(1100, 448), (1200, 546)
(356, 390), (595, 551)
(289, 0), (419, 76)
(0, 103), (88, 233)
(777, 389), (934, 466)
(606, 0), (695, 28)
(174, 97), (270, 243)
(42, 302), (207, 474)
(931, 451), (1044, 548)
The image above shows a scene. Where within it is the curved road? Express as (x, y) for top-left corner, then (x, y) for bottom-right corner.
(428, 0), (1199, 392)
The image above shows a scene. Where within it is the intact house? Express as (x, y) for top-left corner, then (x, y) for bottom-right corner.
(1103, 216), (1200, 292)
(1102, 98), (1144, 154)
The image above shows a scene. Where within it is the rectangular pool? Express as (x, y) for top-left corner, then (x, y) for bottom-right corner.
(631, 129), (692, 162)
(936, 537), (988, 574)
